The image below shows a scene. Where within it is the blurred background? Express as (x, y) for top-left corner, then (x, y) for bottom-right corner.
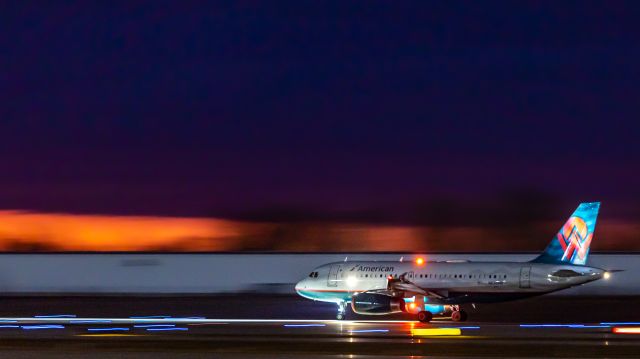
(1, 1), (639, 253)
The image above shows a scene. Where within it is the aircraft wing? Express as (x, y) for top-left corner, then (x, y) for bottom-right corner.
(385, 272), (447, 299)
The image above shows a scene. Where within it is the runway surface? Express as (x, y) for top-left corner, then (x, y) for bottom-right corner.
(0, 295), (638, 358)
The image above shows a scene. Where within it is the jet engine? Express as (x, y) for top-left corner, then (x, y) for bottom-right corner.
(350, 292), (405, 315)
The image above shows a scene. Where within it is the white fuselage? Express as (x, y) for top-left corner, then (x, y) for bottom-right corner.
(295, 260), (605, 305)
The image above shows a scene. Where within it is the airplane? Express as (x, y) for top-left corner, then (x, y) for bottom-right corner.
(295, 202), (610, 322)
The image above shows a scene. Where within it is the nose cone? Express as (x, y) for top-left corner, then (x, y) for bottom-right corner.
(295, 278), (309, 293)
(295, 278), (316, 300)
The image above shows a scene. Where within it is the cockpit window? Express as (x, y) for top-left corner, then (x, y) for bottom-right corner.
(551, 269), (581, 277)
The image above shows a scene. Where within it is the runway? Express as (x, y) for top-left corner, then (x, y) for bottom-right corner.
(0, 295), (638, 357)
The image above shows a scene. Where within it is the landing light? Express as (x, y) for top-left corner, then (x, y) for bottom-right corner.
(603, 272), (611, 280)
(415, 257), (425, 265)
(346, 276), (358, 288)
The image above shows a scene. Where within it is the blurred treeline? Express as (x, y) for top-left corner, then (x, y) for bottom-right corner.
(0, 190), (638, 252)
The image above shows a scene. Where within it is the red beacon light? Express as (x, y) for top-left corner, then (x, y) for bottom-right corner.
(415, 257), (425, 265)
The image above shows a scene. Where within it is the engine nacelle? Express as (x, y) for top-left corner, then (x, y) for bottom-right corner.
(350, 293), (406, 315)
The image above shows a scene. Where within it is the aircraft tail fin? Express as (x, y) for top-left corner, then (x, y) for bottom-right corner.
(531, 202), (600, 266)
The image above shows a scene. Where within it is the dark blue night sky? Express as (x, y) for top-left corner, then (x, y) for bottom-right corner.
(1, 1), (639, 221)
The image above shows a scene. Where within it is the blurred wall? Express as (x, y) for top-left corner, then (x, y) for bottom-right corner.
(0, 253), (635, 295)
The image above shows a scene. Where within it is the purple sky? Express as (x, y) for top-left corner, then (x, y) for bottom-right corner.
(1, 1), (639, 221)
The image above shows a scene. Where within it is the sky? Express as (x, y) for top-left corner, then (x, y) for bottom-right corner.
(1, 1), (639, 223)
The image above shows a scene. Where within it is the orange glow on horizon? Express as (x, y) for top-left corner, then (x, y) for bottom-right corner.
(0, 210), (262, 251)
(0, 210), (635, 252)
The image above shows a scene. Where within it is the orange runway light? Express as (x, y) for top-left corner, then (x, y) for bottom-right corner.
(613, 327), (640, 334)
(415, 257), (425, 265)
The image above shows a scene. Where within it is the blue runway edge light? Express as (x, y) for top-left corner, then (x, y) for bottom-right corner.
(520, 324), (610, 328)
(87, 327), (130, 332)
(21, 325), (65, 330)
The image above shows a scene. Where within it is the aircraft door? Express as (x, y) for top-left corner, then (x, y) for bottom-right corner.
(327, 264), (341, 287)
(519, 266), (531, 288)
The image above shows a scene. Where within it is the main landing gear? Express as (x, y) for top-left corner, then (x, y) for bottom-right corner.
(336, 301), (347, 320)
(450, 305), (468, 322)
(417, 310), (433, 323)
(417, 306), (468, 323)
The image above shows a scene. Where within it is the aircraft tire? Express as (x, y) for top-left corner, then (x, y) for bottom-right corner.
(451, 310), (467, 322)
(417, 311), (433, 323)
(459, 310), (468, 321)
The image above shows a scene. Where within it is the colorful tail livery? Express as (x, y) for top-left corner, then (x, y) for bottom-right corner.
(532, 202), (600, 265)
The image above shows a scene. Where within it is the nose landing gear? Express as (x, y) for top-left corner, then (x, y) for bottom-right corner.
(336, 301), (347, 320)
